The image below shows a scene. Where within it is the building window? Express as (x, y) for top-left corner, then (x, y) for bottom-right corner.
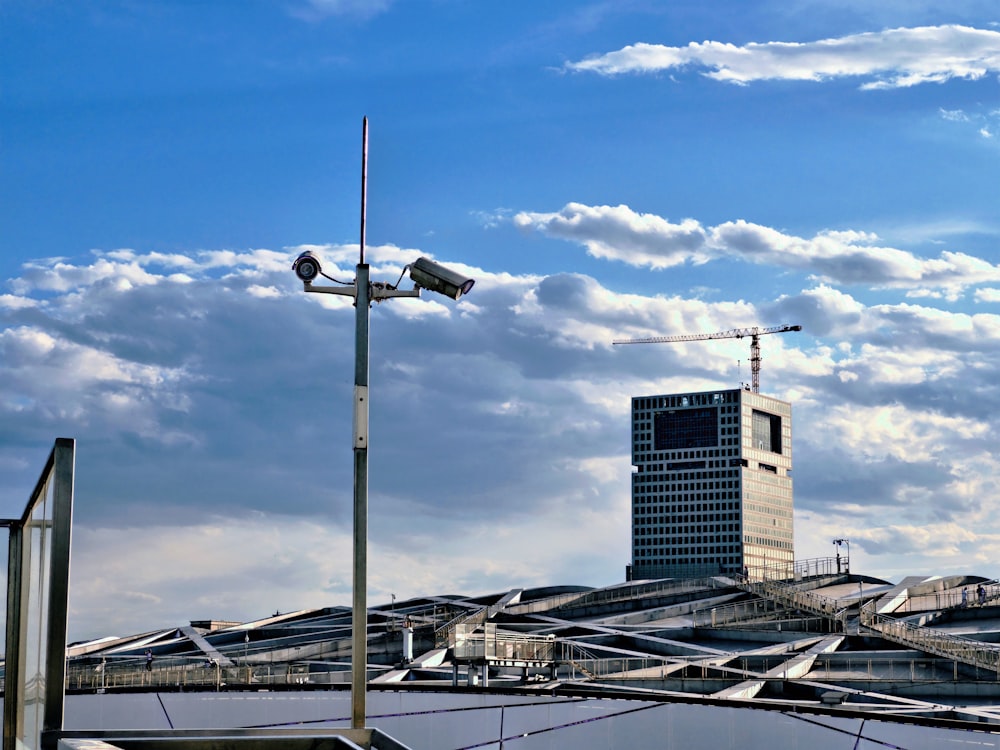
(751, 409), (782, 453)
(654, 407), (719, 450)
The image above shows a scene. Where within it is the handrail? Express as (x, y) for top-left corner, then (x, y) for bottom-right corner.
(736, 567), (1000, 677)
(557, 643), (669, 681)
(434, 605), (490, 648)
(435, 590), (525, 648)
(558, 653), (977, 684)
(541, 575), (730, 613)
(735, 568), (848, 629)
(896, 581), (1000, 613)
(860, 598), (1000, 676)
(742, 556), (846, 582)
(452, 624), (554, 662)
(692, 597), (781, 627)
(64, 658), (307, 692)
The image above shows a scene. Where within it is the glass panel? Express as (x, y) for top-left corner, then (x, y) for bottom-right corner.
(21, 478), (54, 750)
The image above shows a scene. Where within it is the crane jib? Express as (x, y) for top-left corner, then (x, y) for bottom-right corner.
(611, 324), (802, 393)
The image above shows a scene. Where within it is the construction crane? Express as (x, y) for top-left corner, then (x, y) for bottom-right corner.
(613, 324), (802, 394)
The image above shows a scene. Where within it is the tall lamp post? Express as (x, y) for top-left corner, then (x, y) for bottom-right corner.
(292, 118), (475, 731)
(833, 538), (850, 574)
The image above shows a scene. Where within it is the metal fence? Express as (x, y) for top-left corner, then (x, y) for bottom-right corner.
(691, 597), (780, 627)
(65, 659), (343, 692)
(895, 581), (1000, 612)
(738, 567), (849, 628)
(452, 624), (554, 663)
(557, 654), (973, 684)
(861, 600), (1000, 677)
(744, 556), (847, 583)
(66, 650), (990, 692)
(550, 575), (732, 612)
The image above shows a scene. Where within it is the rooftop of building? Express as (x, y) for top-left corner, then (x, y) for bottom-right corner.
(60, 556), (1000, 731)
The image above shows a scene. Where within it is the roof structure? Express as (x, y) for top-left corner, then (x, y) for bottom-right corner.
(60, 556), (1000, 732)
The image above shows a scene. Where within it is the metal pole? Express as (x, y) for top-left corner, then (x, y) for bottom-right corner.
(44, 438), (75, 738)
(351, 118), (371, 731)
(3, 523), (24, 750)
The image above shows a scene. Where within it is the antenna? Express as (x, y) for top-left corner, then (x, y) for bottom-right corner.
(359, 116), (368, 265)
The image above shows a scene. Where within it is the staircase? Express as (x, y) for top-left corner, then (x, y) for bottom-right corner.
(861, 601), (1000, 676)
(434, 588), (523, 648)
(737, 561), (1000, 677)
(735, 567), (848, 628)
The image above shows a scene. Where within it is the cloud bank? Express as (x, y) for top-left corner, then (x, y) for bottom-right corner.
(3, 224), (999, 638)
(514, 203), (1000, 297)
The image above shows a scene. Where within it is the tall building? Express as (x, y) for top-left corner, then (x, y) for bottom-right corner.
(629, 388), (793, 579)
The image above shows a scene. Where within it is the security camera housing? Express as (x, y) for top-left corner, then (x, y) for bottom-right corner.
(292, 251), (322, 283)
(408, 257), (475, 300)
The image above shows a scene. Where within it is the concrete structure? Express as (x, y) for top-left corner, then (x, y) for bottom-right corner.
(629, 388), (793, 580)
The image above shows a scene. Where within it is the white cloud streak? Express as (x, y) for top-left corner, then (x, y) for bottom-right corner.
(514, 203), (1000, 296)
(567, 25), (1000, 89)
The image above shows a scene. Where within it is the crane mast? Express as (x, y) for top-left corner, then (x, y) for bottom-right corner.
(613, 324), (801, 394)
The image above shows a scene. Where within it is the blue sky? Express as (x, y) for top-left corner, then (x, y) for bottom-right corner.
(2, 1), (1000, 640)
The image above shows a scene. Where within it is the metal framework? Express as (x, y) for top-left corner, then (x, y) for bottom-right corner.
(3, 438), (75, 750)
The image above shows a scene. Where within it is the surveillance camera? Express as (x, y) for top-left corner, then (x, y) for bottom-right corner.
(408, 257), (475, 300)
(292, 251), (322, 283)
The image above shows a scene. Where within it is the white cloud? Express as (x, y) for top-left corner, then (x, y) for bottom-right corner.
(0, 325), (192, 441)
(514, 203), (1000, 294)
(246, 285), (282, 299)
(567, 25), (1000, 90)
(514, 204), (709, 269)
(939, 108), (970, 122)
(4, 241), (1000, 638)
(936, 104), (1000, 144)
(813, 403), (988, 463)
(0, 294), (38, 310)
(836, 344), (965, 385)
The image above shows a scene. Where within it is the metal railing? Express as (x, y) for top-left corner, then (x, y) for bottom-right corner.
(434, 606), (489, 649)
(861, 599), (1000, 677)
(538, 575), (733, 614)
(734, 562), (1000, 678)
(387, 600), (469, 631)
(735, 560), (849, 628)
(558, 642), (601, 680)
(65, 659), (331, 692)
(895, 581), (1000, 613)
(80, 651), (992, 692)
(434, 590), (523, 648)
(452, 623), (554, 663)
(557, 654), (979, 684)
(691, 597), (781, 627)
(558, 654), (670, 682)
(742, 556), (847, 582)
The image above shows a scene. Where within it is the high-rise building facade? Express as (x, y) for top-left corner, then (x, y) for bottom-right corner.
(629, 388), (793, 579)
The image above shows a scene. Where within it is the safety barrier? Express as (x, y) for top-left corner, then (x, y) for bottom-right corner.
(861, 600), (1000, 677)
